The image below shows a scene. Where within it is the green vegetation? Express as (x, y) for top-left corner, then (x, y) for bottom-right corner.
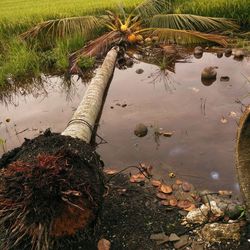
(0, 0), (249, 86)
(173, 0), (250, 28)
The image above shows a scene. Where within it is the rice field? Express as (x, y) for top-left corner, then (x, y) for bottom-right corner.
(0, 0), (142, 23)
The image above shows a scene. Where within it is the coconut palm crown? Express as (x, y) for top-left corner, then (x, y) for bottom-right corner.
(21, 0), (238, 68)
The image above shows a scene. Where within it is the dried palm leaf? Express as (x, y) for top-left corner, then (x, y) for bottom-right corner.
(70, 31), (122, 69)
(150, 14), (238, 32)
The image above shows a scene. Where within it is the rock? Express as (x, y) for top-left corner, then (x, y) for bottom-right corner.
(194, 46), (203, 59)
(201, 223), (240, 242)
(173, 235), (189, 249)
(234, 49), (245, 58)
(220, 76), (230, 82)
(217, 52), (223, 58)
(133, 53), (142, 60)
(134, 123), (148, 137)
(169, 233), (180, 241)
(150, 232), (169, 245)
(201, 67), (217, 80)
(136, 68), (144, 74)
(125, 58), (134, 67)
(225, 204), (244, 220)
(224, 48), (232, 57)
(186, 204), (209, 224)
(163, 45), (178, 55)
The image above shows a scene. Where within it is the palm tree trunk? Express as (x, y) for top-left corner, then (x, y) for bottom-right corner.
(236, 106), (250, 221)
(62, 46), (119, 142)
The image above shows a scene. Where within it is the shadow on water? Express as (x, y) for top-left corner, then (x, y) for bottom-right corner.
(0, 49), (250, 193)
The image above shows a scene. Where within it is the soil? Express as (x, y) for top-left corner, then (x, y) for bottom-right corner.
(0, 131), (250, 250)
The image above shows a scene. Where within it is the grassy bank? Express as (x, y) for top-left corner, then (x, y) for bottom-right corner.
(0, 0), (249, 86)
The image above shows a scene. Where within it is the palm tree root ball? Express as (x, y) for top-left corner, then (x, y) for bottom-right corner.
(0, 130), (104, 250)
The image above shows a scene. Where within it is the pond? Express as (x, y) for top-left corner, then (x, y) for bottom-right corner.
(0, 50), (250, 193)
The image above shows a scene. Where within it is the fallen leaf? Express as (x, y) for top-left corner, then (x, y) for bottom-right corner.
(98, 238), (111, 250)
(220, 117), (228, 124)
(130, 173), (145, 183)
(159, 184), (173, 194)
(228, 111), (237, 118)
(169, 233), (180, 242)
(184, 204), (196, 212)
(176, 179), (183, 185)
(191, 87), (200, 93)
(103, 168), (118, 175)
(182, 182), (192, 192)
(177, 200), (193, 209)
(169, 198), (178, 206)
(173, 235), (189, 249)
(151, 180), (161, 187)
(150, 233), (169, 245)
(156, 192), (168, 200)
(163, 132), (173, 137)
(218, 190), (232, 196)
(160, 200), (169, 206)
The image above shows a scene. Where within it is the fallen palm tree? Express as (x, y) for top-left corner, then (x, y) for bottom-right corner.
(236, 106), (250, 222)
(0, 46), (119, 250)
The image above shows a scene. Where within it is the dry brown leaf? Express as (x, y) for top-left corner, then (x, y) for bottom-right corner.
(104, 168), (118, 175)
(176, 179), (183, 185)
(159, 184), (173, 194)
(162, 132), (173, 137)
(98, 238), (111, 250)
(156, 192), (168, 200)
(130, 173), (145, 183)
(184, 204), (196, 212)
(182, 182), (192, 192)
(169, 198), (178, 206)
(220, 117), (228, 124)
(218, 190), (232, 196)
(177, 200), (192, 209)
(151, 179), (162, 187)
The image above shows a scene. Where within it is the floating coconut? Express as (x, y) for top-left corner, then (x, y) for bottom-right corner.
(217, 52), (223, 58)
(224, 48), (232, 57)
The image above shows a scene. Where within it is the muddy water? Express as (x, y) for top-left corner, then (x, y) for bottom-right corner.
(0, 52), (250, 192)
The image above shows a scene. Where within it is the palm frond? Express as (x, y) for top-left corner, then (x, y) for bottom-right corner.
(132, 0), (170, 19)
(150, 28), (228, 46)
(70, 31), (121, 67)
(150, 14), (238, 32)
(20, 16), (103, 41)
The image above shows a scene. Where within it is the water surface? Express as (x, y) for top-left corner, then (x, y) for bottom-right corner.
(0, 51), (250, 192)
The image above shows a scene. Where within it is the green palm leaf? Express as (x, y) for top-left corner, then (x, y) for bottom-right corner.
(20, 16), (103, 41)
(150, 14), (238, 32)
(132, 0), (170, 19)
(150, 28), (228, 46)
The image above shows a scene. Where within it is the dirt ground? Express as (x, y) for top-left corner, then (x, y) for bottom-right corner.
(0, 131), (250, 250)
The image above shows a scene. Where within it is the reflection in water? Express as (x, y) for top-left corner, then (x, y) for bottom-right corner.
(201, 77), (216, 86)
(0, 50), (250, 193)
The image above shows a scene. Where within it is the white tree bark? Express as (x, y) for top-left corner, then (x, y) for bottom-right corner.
(236, 106), (250, 220)
(62, 46), (119, 142)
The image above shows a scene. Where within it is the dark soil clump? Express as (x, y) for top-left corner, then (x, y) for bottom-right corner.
(0, 130), (104, 249)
